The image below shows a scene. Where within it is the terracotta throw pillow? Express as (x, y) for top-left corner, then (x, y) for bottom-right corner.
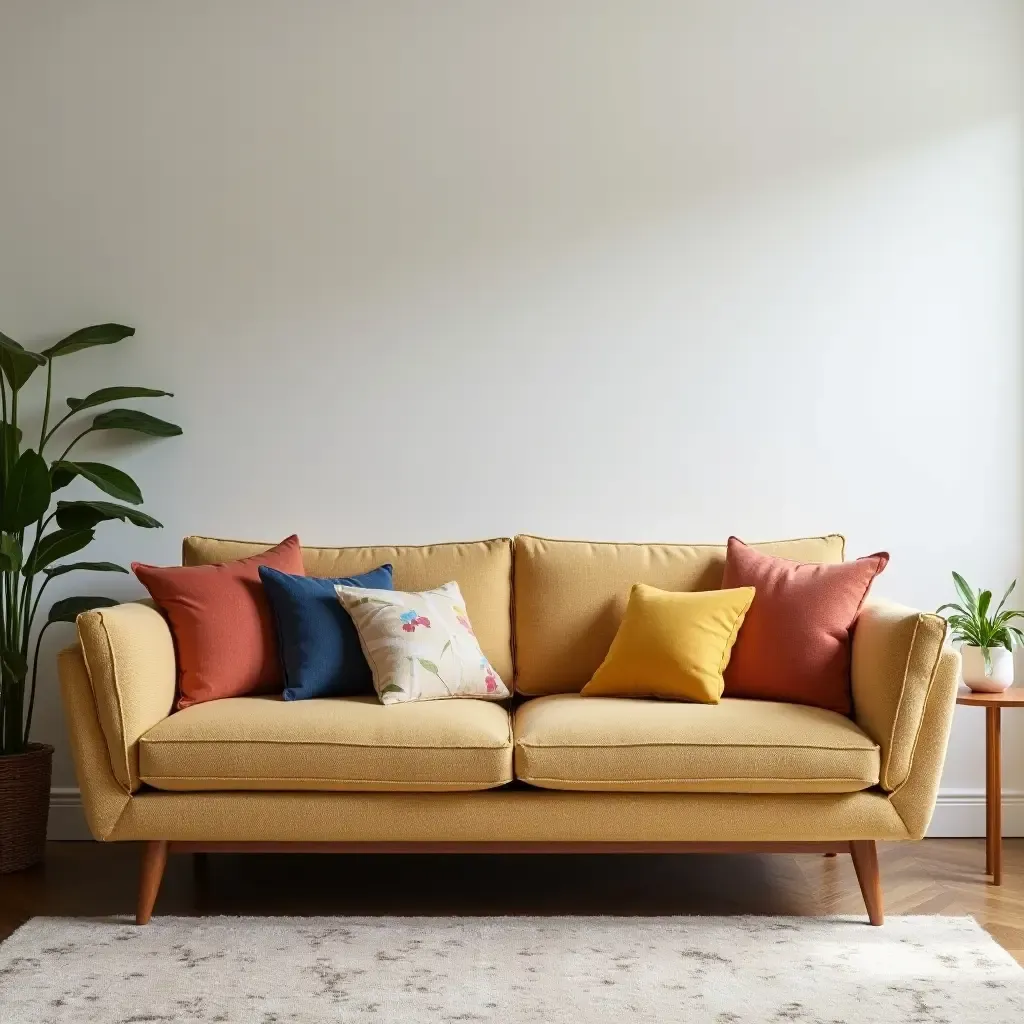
(721, 536), (888, 715)
(133, 535), (305, 710)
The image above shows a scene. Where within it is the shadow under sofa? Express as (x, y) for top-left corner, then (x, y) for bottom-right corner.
(59, 533), (959, 926)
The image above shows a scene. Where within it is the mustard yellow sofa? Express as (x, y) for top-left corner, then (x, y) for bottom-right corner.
(59, 533), (959, 926)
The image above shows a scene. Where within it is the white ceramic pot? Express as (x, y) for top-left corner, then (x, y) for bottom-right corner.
(960, 645), (1014, 692)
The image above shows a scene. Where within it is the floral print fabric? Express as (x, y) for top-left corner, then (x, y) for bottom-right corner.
(335, 581), (510, 704)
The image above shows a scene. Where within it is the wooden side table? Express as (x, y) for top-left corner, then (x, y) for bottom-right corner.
(956, 686), (1024, 885)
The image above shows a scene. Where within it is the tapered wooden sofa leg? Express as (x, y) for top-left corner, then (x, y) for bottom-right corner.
(136, 840), (169, 925)
(849, 840), (883, 926)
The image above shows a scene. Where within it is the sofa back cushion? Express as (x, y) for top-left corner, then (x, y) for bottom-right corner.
(513, 534), (846, 696)
(183, 536), (514, 684)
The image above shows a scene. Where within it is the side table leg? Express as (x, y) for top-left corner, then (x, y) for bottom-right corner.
(986, 707), (1002, 886)
(986, 708), (994, 875)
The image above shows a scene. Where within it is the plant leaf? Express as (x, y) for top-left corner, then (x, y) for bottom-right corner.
(50, 460), (143, 504)
(0, 422), (23, 453)
(0, 449), (51, 530)
(0, 422), (22, 492)
(0, 331), (46, 392)
(91, 408), (182, 437)
(947, 613), (984, 646)
(378, 683), (403, 697)
(66, 386), (172, 413)
(0, 533), (23, 573)
(54, 499), (162, 531)
(23, 529), (94, 576)
(0, 648), (28, 683)
(951, 571), (975, 612)
(994, 579), (1016, 618)
(47, 595), (119, 623)
(417, 658), (440, 675)
(992, 610), (1024, 633)
(43, 561), (128, 578)
(997, 608), (1024, 624)
(42, 323), (135, 358)
(977, 590), (992, 625)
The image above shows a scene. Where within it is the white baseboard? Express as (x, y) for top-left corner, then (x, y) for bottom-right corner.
(48, 787), (90, 841)
(925, 789), (1024, 838)
(47, 787), (1024, 841)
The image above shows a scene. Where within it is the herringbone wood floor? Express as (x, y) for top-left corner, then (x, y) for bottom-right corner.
(1, 840), (1022, 962)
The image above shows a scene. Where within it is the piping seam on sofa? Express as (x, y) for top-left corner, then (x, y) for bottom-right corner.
(139, 776), (512, 787)
(139, 739), (512, 750)
(514, 532), (846, 551)
(877, 612), (923, 791)
(513, 740), (879, 752)
(184, 535), (515, 559)
(885, 617), (947, 794)
(81, 619), (135, 796)
(889, 645), (950, 805)
(516, 776), (877, 786)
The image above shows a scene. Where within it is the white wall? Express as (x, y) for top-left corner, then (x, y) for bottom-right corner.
(1, 1), (1021, 836)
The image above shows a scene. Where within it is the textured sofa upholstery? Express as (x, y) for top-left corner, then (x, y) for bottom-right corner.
(61, 533), (958, 847)
(513, 695), (880, 794)
(138, 695), (513, 792)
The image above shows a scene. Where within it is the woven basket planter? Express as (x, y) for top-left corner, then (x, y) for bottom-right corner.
(0, 743), (53, 873)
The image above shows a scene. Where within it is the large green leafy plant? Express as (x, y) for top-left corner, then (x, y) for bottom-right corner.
(0, 324), (180, 755)
(937, 571), (1024, 672)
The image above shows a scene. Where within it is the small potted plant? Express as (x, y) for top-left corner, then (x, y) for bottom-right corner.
(937, 572), (1024, 693)
(0, 324), (179, 872)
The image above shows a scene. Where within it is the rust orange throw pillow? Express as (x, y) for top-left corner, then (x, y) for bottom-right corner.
(133, 535), (304, 710)
(721, 536), (888, 716)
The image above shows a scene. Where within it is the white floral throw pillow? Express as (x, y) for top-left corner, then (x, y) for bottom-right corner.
(335, 581), (510, 705)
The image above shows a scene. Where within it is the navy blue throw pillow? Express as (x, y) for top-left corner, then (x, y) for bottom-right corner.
(259, 563), (394, 700)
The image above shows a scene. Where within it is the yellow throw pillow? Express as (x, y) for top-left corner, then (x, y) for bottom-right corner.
(581, 584), (755, 703)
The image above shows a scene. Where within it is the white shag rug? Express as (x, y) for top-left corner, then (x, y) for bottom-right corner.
(0, 915), (1021, 1023)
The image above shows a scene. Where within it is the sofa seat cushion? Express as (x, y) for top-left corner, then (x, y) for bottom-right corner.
(513, 694), (880, 793)
(138, 695), (513, 792)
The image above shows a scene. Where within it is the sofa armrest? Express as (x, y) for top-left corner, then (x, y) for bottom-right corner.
(851, 597), (960, 837)
(887, 647), (960, 838)
(58, 644), (131, 839)
(75, 600), (177, 794)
